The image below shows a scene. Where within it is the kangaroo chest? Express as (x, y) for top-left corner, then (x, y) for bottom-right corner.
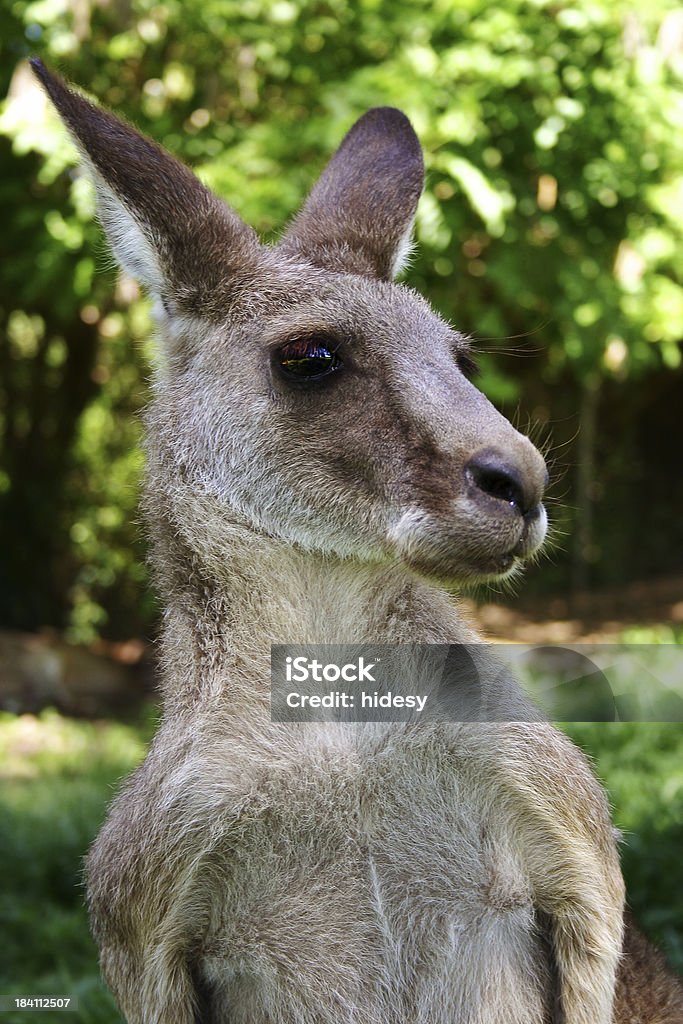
(194, 733), (553, 1023)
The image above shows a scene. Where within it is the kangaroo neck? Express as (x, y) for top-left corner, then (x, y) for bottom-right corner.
(154, 525), (478, 709)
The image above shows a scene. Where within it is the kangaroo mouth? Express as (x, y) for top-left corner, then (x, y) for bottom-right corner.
(388, 504), (547, 583)
(509, 507), (547, 560)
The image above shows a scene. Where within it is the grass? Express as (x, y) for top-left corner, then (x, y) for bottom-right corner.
(0, 710), (156, 1024)
(1, 709), (681, 1022)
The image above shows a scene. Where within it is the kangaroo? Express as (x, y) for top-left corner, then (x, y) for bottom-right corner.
(32, 60), (682, 1024)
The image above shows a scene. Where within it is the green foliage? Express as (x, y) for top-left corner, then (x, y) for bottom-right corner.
(1, 0), (682, 636)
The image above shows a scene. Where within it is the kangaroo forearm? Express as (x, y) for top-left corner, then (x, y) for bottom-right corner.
(91, 864), (204, 1024)
(492, 726), (624, 1023)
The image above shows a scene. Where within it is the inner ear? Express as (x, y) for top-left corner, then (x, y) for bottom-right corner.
(31, 59), (261, 317)
(279, 107), (424, 280)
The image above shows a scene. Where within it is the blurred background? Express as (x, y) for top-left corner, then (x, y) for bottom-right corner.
(1, 0), (682, 1020)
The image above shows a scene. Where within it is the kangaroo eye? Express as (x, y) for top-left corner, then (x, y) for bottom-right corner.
(275, 337), (342, 382)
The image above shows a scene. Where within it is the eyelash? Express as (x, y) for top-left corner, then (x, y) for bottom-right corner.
(455, 350), (480, 380)
(272, 336), (478, 384)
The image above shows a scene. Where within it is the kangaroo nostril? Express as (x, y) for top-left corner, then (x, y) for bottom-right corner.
(466, 449), (541, 516)
(468, 462), (525, 510)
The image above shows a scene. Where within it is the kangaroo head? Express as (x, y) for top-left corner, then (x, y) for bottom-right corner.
(33, 60), (547, 585)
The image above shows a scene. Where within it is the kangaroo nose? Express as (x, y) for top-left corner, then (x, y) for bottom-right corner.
(465, 448), (546, 517)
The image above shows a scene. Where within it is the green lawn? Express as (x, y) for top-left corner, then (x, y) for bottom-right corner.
(0, 711), (154, 1024)
(1, 710), (681, 1022)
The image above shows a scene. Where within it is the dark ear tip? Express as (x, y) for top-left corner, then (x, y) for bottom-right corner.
(29, 56), (49, 83)
(345, 106), (422, 166)
(363, 106), (413, 125)
(355, 106), (417, 136)
(29, 57), (68, 100)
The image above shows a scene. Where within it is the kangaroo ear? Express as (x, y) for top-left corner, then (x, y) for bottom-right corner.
(30, 60), (260, 317)
(280, 107), (424, 280)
